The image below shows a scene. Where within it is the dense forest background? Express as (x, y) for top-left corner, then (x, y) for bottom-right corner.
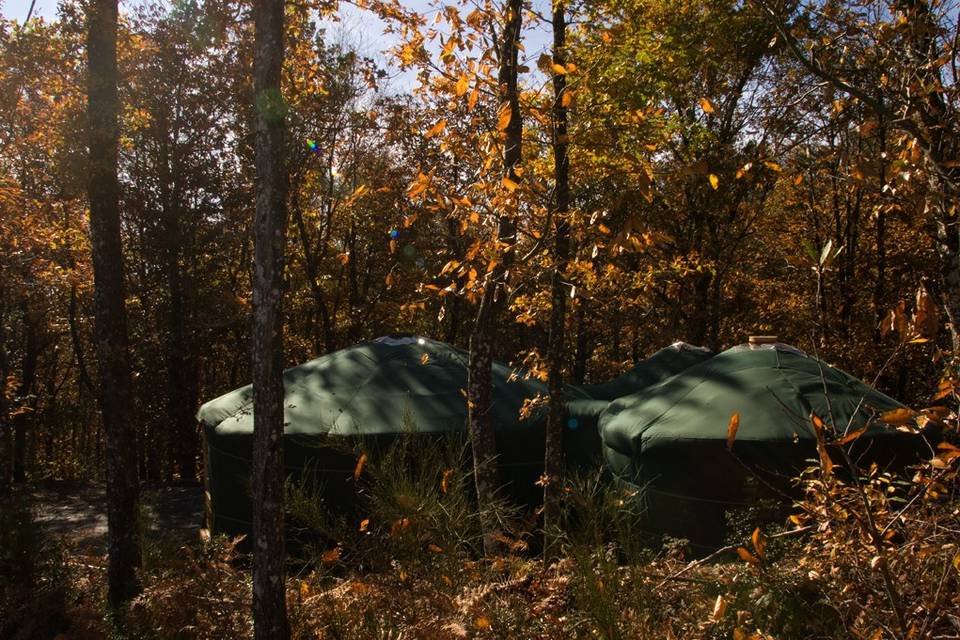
(2, 0), (960, 638)
(1, 0), (953, 484)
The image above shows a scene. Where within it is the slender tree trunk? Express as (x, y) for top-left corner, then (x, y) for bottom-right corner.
(86, 0), (141, 607)
(158, 126), (198, 481)
(468, 0), (522, 556)
(572, 299), (589, 385)
(543, 0), (570, 557)
(12, 304), (38, 483)
(251, 0), (289, 635)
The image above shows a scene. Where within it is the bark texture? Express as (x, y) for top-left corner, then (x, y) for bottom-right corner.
(544, 0), (571, 556)
(251, 0), (289, 636)
(468, 0), (522, 556)
(86, 0), (142, 607)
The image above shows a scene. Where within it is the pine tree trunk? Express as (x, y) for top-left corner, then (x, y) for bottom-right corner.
(543, 0), (571, 558)
(86, 0), (142, 607)
(468, 0), (522, 556)
(251, 0), (289, 636)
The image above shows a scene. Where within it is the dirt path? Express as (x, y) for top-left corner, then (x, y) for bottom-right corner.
(25, 482), (204, 554)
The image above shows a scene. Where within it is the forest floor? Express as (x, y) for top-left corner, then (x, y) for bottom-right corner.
(23, 481), (204, 554)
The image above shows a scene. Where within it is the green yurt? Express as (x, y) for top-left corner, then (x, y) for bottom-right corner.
(563, 342), (714, 467)
(574, 342), (714, 402)
(199, 336), (552, 536)
(599, 341), (932, 551)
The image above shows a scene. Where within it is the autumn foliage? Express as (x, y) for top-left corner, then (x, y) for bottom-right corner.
(1, 0), (959, 637)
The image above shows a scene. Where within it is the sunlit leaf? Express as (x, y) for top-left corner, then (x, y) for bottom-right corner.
(726, 412), (740, 450)
(711, 594), (727, 621)
(455, 74), (469, 97)
(834, 426), (868, 445)
(699, 97), (715, 113)
(751, 527), (766, 559)
(879, 407), (917, 425)
(425, 119), (447, 138)
(497, 103), (512, 130)
(810, 413), (834, 475)
(708, 174), (719, 190)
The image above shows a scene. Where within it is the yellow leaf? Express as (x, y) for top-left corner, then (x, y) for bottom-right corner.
(425, 119), (447, 138)
(711, 594), (727, 621)
(708, 174), (719, 190)
(502, 176), (519, 192)
(726, 412), (740, 450)
(561, 90), (574, 108)
(597, 223), (611, 234)
(299, 580), (310, 598)
(764, 161), (782, 172)
(497, 103), (512, 130)
(551, 63), (567, 75)
(420, 353), (430, 365)
(353, 453), (367, 482)
(699, 97), (715, 113)
(468, 267), (478, 282)
(359, 518), (370, 532)
(455, 74), (470, 97)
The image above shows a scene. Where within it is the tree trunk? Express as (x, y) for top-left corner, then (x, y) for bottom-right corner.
(86, 0), (141, 607)
(12, 304), (38, 483)
(543, 0), (570, 558)
(251, 0), (289, 636)
(468, 0), (522, 556)
(157, 123), (198, 481)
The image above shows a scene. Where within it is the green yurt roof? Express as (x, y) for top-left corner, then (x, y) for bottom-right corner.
(600, 342), (906, 467)
(574, 342), (714, 402)
(198, 336), (547, 437)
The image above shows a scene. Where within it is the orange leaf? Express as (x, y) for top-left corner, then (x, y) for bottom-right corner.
(737, 546), (760, 564)
(751, 527), (766, 559)
(699, 97), (715, 113)
(708, 174), (719, 190)
(502, 176), (519, 192)
(425, 119), (447, 138)
(726, 412), (740, 450)
(353, 453), (368, 482)
(810, 413), (834, 475)
(496, 103), (512, 130)
(321, 546), (341, 563)
(879, 407), (917, 425)
(834, 426), (868, 445)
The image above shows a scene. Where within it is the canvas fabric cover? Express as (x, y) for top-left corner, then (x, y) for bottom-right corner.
(199, 337), (555, 535)
(573, 342), (714, 402)
(599, 343), (925, 550)
(563, 342), (714, 467)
